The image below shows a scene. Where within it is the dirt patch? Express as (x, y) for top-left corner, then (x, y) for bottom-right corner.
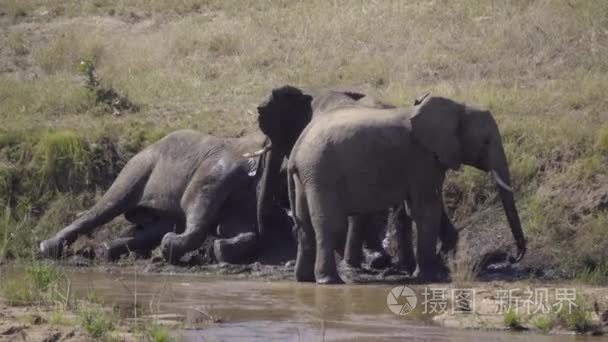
(0, 305), (99, 341)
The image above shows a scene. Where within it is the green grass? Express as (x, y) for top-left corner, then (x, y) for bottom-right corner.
(144, 324), (175, 342)
(502, 309), (524, 330)
(554, 297), (594, 333)
(78, 303), (116, 339)
(0, 261), (65, 305)
(531, 314), (553, 334)
(49, 306), (74, 326)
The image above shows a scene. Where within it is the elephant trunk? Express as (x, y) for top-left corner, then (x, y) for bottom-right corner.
(257, 149), (284, 236)
(490, 144), (527, 263)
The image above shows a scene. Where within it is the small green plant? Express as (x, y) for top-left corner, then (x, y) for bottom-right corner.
(50, 307), (73, 326)
(1, 278), (36, 306)
(503, 309), (524, 330)
(554, 298), (594, 333)
(78, 59), (138, 115)
(531, 314), (553, 333)
(78, 303), (116, 339)
(25, 261), (63, 293)
(0, 262), (64, 306)
(145, 324), (174, 342)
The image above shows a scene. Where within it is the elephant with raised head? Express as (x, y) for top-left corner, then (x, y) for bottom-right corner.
(39, 129), (283, 264)
(284, 95), (526, 284)
(254, 87), (400, 269)
(255, 86), (459, 273)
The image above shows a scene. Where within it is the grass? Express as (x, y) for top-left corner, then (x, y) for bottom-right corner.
(77, 302), (116, 339)
(0, 261), (65, 305)
(531, 314), (553, 333)
(502, 309), (525, 330)
(144, 325), (175, 342)
(554, 297), (594, 333)
(0, 0), (606, 282)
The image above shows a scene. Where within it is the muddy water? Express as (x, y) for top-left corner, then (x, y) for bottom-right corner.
(2, 268), (601, 341)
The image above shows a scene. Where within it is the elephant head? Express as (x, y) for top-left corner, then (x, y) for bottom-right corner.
(255, 85), (394, 236)
(411, 95), (527, 262)
(255, 86), (314, 236)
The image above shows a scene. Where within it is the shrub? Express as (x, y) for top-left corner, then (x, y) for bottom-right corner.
(34, 131), (90, 192)
(503, 308), (524, 330)
(554, 297), (593, 333)
(145, 325), (174, 342)
(78, 303), (115, 339)
(532, 314), (553, 333)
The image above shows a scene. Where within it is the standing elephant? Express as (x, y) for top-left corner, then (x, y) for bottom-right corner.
(285, 94), (526, 284)
(39, 130), (274, 264)
(255, 86), (459, 273)
(254, 86), (397, 269)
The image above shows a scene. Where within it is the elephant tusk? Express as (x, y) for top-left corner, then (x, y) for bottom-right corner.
(414, 92), (430, 106)
(491, 169), (513, 192)
(243, 145), (271, 158)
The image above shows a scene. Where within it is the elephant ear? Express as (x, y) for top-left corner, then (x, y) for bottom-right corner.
(411, 96), (464, 170)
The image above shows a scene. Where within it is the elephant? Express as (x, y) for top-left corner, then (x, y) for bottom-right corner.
(39, 129), (278, 264)
(254, 87), (400, 269)
(255, 86), (459, 273)
(283, 94), (527, 284)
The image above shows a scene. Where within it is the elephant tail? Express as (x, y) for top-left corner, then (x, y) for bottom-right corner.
(287, 164), (297, 221)
(287, 163), (301, 237)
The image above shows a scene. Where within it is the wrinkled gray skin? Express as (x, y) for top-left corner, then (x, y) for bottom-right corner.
(256, 87), (397, 269)
(286, 95), (527, 284)
(39, 130), (269, 264)
(256, 87), (458, 273)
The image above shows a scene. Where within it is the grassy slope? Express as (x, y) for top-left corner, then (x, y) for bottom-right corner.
(1, 0), (608, 279)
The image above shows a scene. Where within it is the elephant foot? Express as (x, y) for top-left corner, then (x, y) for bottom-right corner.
(39, 238), (65, 259)
(316, 274), (345, 285)
(213, 232), (257, 264)
(295, 271), (316, 283)
(98, 242), (120, 262)
(398, 258), (418, 276)
(415, 265), (450, 284)
(295, 262), (315, 282)
(160, 233), (184, 265)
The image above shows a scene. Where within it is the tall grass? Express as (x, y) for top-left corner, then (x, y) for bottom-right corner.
(0, 261), (66, 306)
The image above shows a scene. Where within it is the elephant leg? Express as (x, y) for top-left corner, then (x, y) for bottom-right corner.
(307, 191), (346, 284)
(39, 164), (148, 259)
(99, 216), (175, 261)
(160, 166), (239, 265)
(214, 232), (257, 264)
(410, 196), (443, 282)
(388, 203), (417, 274)
(343, 216), (365, 268)
(294, 182), (316, 282)
(161, 202), (221, 265)
(438, 209), (458, 255)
